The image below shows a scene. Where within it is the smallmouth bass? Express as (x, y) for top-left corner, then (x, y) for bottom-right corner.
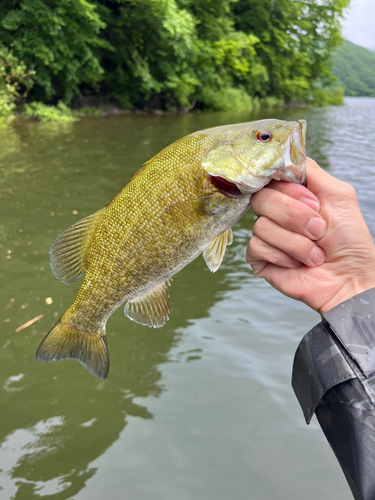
(36, 119), (306, 379)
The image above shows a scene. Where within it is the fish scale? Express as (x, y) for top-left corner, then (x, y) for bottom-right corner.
(36, 118), (306, 379)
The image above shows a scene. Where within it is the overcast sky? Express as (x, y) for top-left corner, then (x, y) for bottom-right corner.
(341, 0), (375, 50)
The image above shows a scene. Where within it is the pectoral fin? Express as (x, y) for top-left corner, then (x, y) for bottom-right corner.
(164, 196), (215, 223)
(203, 228), (233, 272)
(49, 208), (105, 285)
(125, 281), (171, 328)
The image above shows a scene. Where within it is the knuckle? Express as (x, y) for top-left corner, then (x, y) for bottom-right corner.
(338, 180), (357, 200)
(245, 243), (253, 263)
(285, 203), (304, 225)
(283, 201), (311, 230)
(252, 262), (266, 277)
(251, 189), (267, 213)
(246, 236), (261, 260)
(252, 216), (270, 235)
(289, 236), (314, 263)
(249, 234), (261, 249)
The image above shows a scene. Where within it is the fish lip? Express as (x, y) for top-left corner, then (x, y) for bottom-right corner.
(274, 120), (307, 185)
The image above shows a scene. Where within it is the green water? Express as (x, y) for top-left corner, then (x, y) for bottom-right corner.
(1, 99), (374, 499)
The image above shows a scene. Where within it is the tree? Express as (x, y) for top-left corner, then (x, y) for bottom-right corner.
(0, 0), (108, 102)
(232, 0), (350, 102)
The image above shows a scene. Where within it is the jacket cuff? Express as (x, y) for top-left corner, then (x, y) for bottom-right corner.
(322, 288), (375, 378)
(292, 288), (375, 424)
(292, 321), (355, 424)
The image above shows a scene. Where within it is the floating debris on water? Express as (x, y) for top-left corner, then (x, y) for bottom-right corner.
(45, 297), (53, 305)
(5, 299), (14, 309)
(15, 314), (43, 332)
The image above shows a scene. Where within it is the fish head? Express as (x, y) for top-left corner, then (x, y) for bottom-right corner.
(202, 119), (306, 194)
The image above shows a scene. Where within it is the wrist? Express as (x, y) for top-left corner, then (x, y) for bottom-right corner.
(319, 278), (375, 313)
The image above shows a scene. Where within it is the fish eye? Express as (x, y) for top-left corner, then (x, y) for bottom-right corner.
(256, 130), (272, 142)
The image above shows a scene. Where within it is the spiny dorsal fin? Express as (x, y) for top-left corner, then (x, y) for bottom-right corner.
(125, 281), (171, 328)
(203, 228), (233, 273)
(49, 208), (105, 285)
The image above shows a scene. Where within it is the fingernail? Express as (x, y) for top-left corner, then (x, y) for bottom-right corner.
(300, 196), (320, 212)
(310, 246), (325, 266)
(307, 217), (327, 239)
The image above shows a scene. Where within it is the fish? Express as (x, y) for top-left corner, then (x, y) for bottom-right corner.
(36, 118), (306, 379)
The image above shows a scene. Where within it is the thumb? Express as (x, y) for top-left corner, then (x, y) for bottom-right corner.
(305, 158), (339, 199)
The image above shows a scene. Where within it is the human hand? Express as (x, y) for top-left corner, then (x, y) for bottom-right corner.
(246, 158), (375, 313)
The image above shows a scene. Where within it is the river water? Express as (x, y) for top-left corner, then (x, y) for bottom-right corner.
(0, 97), (374, 500)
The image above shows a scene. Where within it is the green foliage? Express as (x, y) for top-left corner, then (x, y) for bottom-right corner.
(232, 0), (350, 102)
(95, 0), (200, 109)
(0, 0), (109, 103)
(0, 46), (33, 125)
(0, 0), (350, 114)
(77, 107), (102, 117)
(312, 86), (344, 106)
(23, 101), (78, 121)
(332, 40), (375, 97)
(203, 31), (269, 98)
(200, 86), (255, 112)
(326, 86), (345, 105)
(260, 96), (284, 109)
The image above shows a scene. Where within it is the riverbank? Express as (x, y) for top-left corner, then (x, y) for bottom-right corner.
(4, 86), (344, 126)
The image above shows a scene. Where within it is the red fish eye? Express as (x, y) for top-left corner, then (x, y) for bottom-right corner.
(256, 130), (272, 142)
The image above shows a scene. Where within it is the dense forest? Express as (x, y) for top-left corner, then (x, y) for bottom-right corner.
(0, 0), (349, 123)
(332, 40), (375, 97)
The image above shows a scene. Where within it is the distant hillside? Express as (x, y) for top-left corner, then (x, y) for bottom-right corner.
(332, 40), (375, 97)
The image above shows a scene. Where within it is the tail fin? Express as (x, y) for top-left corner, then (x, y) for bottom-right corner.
(36, 317), (109, 379)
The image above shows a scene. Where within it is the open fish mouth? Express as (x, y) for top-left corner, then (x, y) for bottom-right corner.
(210, 175), (243, 196)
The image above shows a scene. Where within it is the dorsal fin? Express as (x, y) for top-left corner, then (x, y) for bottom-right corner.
(49, 208), (105, 285)
(125, 280), (171, 328)
(203, 228), (233, 272)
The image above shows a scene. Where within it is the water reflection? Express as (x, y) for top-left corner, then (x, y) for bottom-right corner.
(0, 99), (373, 499)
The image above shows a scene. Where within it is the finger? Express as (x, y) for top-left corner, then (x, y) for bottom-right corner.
(265, 180), (321, 212)
(305, 158), (334, 197)
(251, 189), (327, 240)
(246, 235), (302, 271)
(252, 216), (326, 267)
(251, 262), (301, 300)
(304, 158), (354, 201)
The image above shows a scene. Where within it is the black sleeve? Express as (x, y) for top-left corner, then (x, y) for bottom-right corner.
(292, 288), (375, 500)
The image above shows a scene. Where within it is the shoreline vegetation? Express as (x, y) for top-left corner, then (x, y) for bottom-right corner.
(0, 0), (350, 125)
(9, 89), (345, 125)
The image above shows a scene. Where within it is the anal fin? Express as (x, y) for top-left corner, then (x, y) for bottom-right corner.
(49, 208), (105, 285)
(203, 228), (233, 272)
(125, 281), (171, 328)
